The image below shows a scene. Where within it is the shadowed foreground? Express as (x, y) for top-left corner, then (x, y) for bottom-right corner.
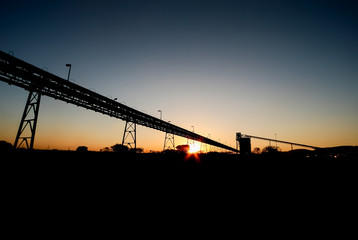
(4, 149), (357, 176)
(3, 149), (356, 222)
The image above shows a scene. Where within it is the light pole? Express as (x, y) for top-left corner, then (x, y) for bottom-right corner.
(275, 133), (277, 148)
(66, 64), (71, 81)
(191, 126), (194, 133)
(158, 110), (162, 120)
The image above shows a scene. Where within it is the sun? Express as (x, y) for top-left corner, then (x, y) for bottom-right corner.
(188, 143), (201, 154)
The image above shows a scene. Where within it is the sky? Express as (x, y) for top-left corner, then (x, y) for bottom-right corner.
(1, 0), (358, 151)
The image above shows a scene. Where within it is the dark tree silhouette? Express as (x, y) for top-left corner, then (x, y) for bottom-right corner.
(111, 144), (129, 152)
(252, 147), (261, 154)
(76, 146), (88, 152)
(0, 140), (14, 152)
(262, 146), (280, 154)
(176, 144), (190, 153)
(130, 148), (144, 153)
(100, 147), (111, 152)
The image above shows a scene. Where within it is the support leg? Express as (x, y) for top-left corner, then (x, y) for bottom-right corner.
(236, 140), (239, 154)
(200, 142), (207, 153)
(163, 132), (175, 151)
(14, 90), (41, 150)
(122, 120), (136, 149)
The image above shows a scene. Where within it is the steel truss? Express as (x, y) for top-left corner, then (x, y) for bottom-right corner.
(0, 51), (238, 152)
(122, 121), (136, 149)
(163, 132), (175, 150)
(200, 142), (207, 153)
(14, 90), (41, 149)
(236, 132), (318, 150)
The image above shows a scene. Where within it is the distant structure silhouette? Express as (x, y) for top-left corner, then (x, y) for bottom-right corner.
(236, 132), (318, 153)
(236, 133), (251, 155)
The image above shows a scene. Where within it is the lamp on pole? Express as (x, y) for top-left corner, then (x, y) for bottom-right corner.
(66, 64), (71, 81)
(158, 110), (162, 120)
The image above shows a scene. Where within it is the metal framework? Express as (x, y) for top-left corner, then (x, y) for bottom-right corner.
(122, 121), (136, 149)
(0, 51), (238, 152)
(200, 142), (207, 153)
(236, 132), (319, 150)
(163, 132), (175, 150)
(14, 90), (41, 149)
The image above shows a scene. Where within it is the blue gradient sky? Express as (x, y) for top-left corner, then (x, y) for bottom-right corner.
(1, 0), (358, 151)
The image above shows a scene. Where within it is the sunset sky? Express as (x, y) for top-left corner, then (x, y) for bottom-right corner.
(1, 0), (358, 151)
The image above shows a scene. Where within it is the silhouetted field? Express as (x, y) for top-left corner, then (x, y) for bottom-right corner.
(4, 148), (357, 177)
(3, 149), (356, 212)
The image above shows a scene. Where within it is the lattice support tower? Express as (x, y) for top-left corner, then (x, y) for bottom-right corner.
(122, 120), (136, 149)
(163, 132), (175, 151)
(14, 90), (42, 149)
(187, 138), (194, 146)
(200, 142), (207, 153)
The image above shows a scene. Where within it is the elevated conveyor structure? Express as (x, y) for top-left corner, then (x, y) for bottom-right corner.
(237, 132), (319, 151)
(0, 51), (238, 152)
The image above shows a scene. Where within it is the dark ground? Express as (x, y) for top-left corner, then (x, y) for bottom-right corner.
(4, 149), (356, 200)
(2, 149), (357, 233)
(3, 149), (356, 208)
(3, 149), (357, 178)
